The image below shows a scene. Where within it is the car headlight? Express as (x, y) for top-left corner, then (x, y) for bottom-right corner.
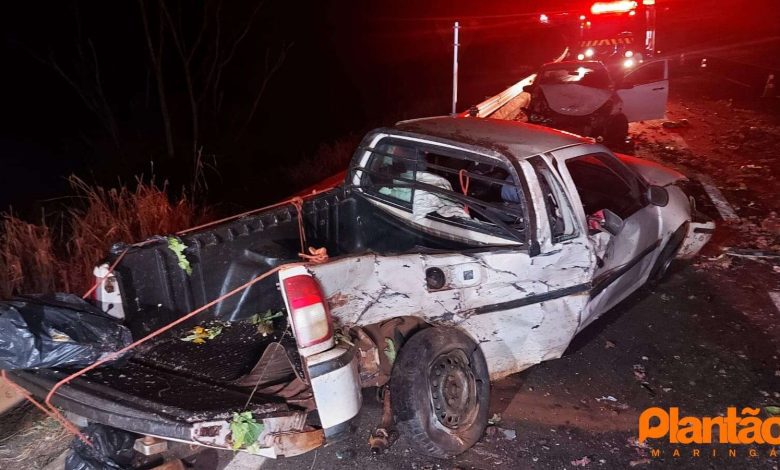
(624, 50), (634, 58)
(577, 53), (585, 60)
(623, 58), (635, 68)
(585, 48), (595, 58)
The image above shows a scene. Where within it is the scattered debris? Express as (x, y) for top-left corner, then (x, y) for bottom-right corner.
(229, 412), (263, 451)
(368, 428), (390, 454)
(662, 118), (690, 129)
(498, 428), (517, 440)
(596, 396), (618, 403)
(166, 237), (192, 275)
(765, 406), (780, 416)
(335, 449), (355, 460)
(604, 340), (616, 349)
(383, 338), (397, 363)
(334, 331), (355, 347)
(488, 413), (502, 425)
(627, 437), (649, 452)
(629, 458), (651, 467)
(180, 325), (223, 344)
(632, 365), (647, 382)
(725, 248), (780, 260)
(571, 456), (591, 467)
(249, 310), (283, 336)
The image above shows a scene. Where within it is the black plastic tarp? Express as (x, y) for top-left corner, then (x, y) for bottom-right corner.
(0, 293), (131, 370)
(65, 424), (138, 470)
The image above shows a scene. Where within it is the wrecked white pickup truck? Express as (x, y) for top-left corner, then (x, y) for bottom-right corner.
(7, 117), (714, 459)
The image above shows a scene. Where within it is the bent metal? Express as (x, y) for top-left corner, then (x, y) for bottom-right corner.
(639, 407), (780, 445)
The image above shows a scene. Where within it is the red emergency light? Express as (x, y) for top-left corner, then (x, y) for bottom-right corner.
(590, 1), (638, 15)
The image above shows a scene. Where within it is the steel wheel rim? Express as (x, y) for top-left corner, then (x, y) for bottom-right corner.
(428, 349), (478, 430)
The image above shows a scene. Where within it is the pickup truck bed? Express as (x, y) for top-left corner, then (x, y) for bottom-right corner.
(9, 186), (456, 439)
(10, 317), (303, 440)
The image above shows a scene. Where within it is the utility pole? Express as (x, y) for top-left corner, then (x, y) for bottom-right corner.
(644, 0), (656, 56)
(451, 21), (460, 116)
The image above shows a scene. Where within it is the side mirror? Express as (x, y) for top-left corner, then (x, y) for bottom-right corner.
(647, 185), (669, 207)
(601, 208), (624, 236)
(522, 84), (534, 93)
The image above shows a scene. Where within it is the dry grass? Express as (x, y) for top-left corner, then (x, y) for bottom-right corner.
(0, 403), (72, 470)
(0, 177), (210, 299)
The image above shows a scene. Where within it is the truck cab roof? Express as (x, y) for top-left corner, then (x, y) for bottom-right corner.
(393, 116), (592, 162)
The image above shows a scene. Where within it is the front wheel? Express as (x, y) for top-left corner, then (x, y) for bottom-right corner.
(390, 327), (490, 458)
(650, 224), (687, 283)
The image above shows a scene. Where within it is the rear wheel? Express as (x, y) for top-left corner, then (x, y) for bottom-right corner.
(390, 327), (490, 458)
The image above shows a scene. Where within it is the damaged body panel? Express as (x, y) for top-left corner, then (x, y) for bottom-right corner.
(524, 59), (669, 143)
(6, 116), (713, 459)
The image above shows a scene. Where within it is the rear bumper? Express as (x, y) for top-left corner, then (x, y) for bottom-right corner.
(678, 210), (716, 259)
(307, 345), (363, 434)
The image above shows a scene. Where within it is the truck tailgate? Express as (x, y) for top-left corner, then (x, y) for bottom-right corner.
(8, 319), (306, 442)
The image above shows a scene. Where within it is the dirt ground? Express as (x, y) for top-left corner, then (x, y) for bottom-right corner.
(1, 71), (779, 470)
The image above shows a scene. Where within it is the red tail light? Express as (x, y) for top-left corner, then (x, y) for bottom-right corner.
(282, 274), (333, 350)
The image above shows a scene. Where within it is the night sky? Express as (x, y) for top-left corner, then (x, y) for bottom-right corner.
(1, 0), (777, 215)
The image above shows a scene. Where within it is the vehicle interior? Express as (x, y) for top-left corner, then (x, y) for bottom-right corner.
(564, 153), (644, 222)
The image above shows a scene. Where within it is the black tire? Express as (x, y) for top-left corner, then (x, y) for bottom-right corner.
(390, 326), (490, 459)
(649, 224), (687, 283)
(604, 113), (629, 145)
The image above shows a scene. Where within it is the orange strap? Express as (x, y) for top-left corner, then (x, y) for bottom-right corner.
(42, 188), (335, 445)
(81, 188), (336, 300)
(46, 263), (300, 444)
(458, 169), (471, 216)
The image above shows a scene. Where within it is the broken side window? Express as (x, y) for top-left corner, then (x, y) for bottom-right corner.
(622, 60), (665, 86)
(356, 139), (527, 245)
(528, 156), (578, 242)
(565, 153), (644, 219)
(363, 141), (420, 207)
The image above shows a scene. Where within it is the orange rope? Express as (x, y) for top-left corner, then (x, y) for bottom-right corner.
(2, 370), (89, 443)
(81, 188), (335, 300)
(458, 169), (471, 216)
(176, 186), (335, 236)
(290, 197), (306, 255)
(46, 263), (301, 444)
(50, 190), (334, 444)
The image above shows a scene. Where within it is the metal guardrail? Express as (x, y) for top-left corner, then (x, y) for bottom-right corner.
(460, 47), (569, 118)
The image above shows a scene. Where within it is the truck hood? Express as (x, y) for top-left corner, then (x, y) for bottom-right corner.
(616, 153), (686, 186)
(539, 84), (611, 116)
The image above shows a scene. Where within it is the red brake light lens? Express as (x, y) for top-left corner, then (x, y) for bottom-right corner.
(282, 275), (333, 348)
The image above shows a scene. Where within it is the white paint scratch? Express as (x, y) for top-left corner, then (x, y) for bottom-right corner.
(769, 291), (780, 314)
